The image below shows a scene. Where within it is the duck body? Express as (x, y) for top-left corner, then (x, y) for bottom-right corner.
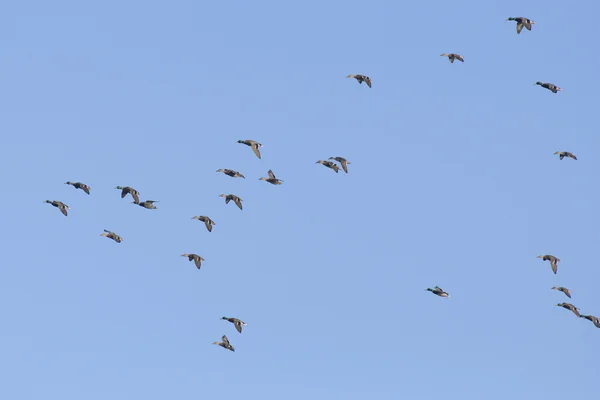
(100, 229), (123, 243)
(181, 253), (205, 269)
(192, 216), (215, 232)
(346, 74), (372, 88)
(506, 17), (535, 34)
(45, 200), (69, 216)
(556, 302), (580, 317)
(217, 169), (245, 179)
(328, 157), (350, 173)
(213, 335), (235, 352)
(440, 53), (464, 63)
(219, 194), (243, 210)
(65, 181), (91, 194)
(222, 317), (247, 333)
(137, 200), (158, 209)
(535, 82), (562, 93)
(551, 286), (571, 298)
(537, 254), (560, 274)
(237, 140), (262, 159)
(554, 151), (577, 160)
(580, 315), (600, 328)
(259, 170), (283, 185)
(115, 186), (140, 204)
(316, 160), (340, 173)
(426, 286), (449, 297)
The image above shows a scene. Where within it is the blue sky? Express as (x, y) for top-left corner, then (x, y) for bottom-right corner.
(1, 1), (599, 399)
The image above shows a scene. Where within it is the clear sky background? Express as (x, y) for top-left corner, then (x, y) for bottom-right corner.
(1, 1), (598, 399)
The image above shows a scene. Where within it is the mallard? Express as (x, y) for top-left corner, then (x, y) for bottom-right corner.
(580, 314), (600, 328)
(535, 82), (562, 93)
(115, 186), (140, 204)
(192, 216), (215, 232)
(216, 169), (245, 179)
(219, 194), (243, 210)
(237, 140), (262, 159)
(346, 74), (372, 88)
(328, 157), (350, 173)
(65, 181), (91, 194)
(181, 253), (205, 269)
(554, 151), (577, 161)
(212, 335), (235, 352)
(259, 169), (283, 185)
(556, 302), (580, 318)
(100, 229), (123, 243)
(426, 286), (450, 297)
(440, 53), (464, 63)
(551, 286), (571, 298)
(136, 200), (158, 209)
(45, 200), (69, 216)
(537, 254), (560, 274)
(316, 160), (340, 173)
(221, 317), (246, 333)
(506, 17), (535, 34)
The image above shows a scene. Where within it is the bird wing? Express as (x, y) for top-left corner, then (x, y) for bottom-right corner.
(565, 290), (571, 298)
(194, 256), (202, 269)
(268, 170), (276, 179)
(340, 160), (348, 173)
(131, 191), (140, 204)
(450, 57), (455, 63)
(365, 77), (372, 88)
(234, 197), (243, 210)
(204, 220), (213, 232)
(523, 21), (532, 31)
(517, 23), (523, 34)
(222, 335), (230, 346)
(456, 55), (464, 62)
(234, 320), (243, 333)
(251, 143), (261, 159)
(82, 185), (90, 194)
(59, 206), (68, 216)
(570, 306), (581, 317)
(551, 260), (557, 274)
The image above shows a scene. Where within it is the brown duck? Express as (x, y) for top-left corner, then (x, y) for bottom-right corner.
(212, 335), (235, 352)
(440, 53), (464, 63)
(100, 229), (123, 243)
(316, 160), (340, 173)
(554, 151), (577, 161)
(556, 302), (580, 317)
(346, 74), (372, 88)
(136, 200), (158, 209)
(329, 157), (350, 173)
(237, 140), (262, 159)
(181, 253), (205, 269)
(45, 200), (69, 216)
(259, 170), (283, 185)
(535, 82), (562, 93)
(551, 286), (571, 298)
(115, 186), (140, 204)
(221, 317), (246, 333)
(192, 216), (215, 232)
(219, 194), (243, 210)
(65, 181), (91, 195)
(537, 254), (560, 274)
(216, 169), (245, 179)
(506, 17), (535, 34)
(426, 286), (450, 297)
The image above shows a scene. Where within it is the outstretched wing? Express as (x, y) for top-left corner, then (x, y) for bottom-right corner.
(222, 335), (230, 346)
(131, 191), (140, 204)
(234, 320), (243, 333)
(251, 143), (261, 159)
(516, 23), (523, 34)
(268, 170), (276, 180)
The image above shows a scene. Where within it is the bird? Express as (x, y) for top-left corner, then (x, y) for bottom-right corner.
(100, 229), (123, 243)
(556, 302), (580, 318)
(237, 140), (262, 159)
(65, 181), (91, 195)
(426, 286), (450, 297)
(580, 315), (600, 328)
(537, 255), (560, 274)
(45, 200), (69, 216)
(440, 53), (464, 63)
(219, 194), (243, 210)
(192, 216), (215, 232)
(554, 151), (577, 160)
(216, 169), (245, 179)
(551, 286), (572, 298)
(136, 200), (158, 209)
(506, 17), (535, 34)
(535, 82), (562, 93)
(115, 186), (140, 204)
(346, 74), (372, 88)
(328, 157), (350, 173)
(259, 170), (283, 185)
(212, 335), (235, 352)
(221, 317), (246, 333)
(181, 253), (205, 269)
(316, 160), (340, 173)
